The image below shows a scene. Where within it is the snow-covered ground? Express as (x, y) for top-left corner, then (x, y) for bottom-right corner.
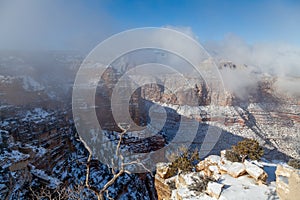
(153, 101), (300, 160)
(30, 168), (61, 188)
(218, 174), (278, 200)
(0, 150), (30, 169)
(22, 108), (54, 122)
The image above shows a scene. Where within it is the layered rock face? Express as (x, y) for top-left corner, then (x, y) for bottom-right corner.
(72, 66), (147, 132)
(0, 106), (158, 199)
(88, 63), (299, 160)
(139, 77), (213, 106)
(137, 71), (299, 160)
(0, 107), (76, 198)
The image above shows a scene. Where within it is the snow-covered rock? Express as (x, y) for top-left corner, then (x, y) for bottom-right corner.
(227, 162), (246, 178)
(206, 181), (224, 199)
(176, 187), (197, 199)
(244, 160), (268, 182)
(205, 155), (221, 165)
(218, 174), (278, 200)
(155, 153), (281, 200)
(155, 174), (174, 200)
(209, 165), (219, 174)
(208, 165), (221, 180)
(156, 162), (173, 179)
(175, 187), (216, 200)
(176, 172), (200, 189)
(275, 164), (300, 200)
(220, 150), (226, 159)
(175, 187), (196, 200)
(218, 159), (233, 174)
(196, 160), (206, 171)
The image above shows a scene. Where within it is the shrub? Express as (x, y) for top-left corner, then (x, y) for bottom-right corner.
(188, 175), (215, 193)
(168, 147), (199, 174)
(288, 159), (300, 169)
(225, 150), (242, 162)
(167, 180), (176, 190)
(233, 139), (264, 161)
(225, 139), (264, 162)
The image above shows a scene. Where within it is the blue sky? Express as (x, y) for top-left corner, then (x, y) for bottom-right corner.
(0, 0), (299, 50)
(102, 0), (300, 44)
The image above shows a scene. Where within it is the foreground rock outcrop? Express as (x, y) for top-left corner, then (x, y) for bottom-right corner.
(275, 164), (300, 200)
(155, 151), (277, 200)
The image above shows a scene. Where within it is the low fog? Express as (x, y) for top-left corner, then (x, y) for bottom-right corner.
(204, 34), (300, 98)
(0, 1), (299, 99)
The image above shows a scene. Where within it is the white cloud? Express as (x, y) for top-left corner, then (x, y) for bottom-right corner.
(205, 34), (300, 97)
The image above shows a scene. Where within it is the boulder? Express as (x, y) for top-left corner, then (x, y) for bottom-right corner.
(209, 165), (219, 174)
(220, 150), (226, 159)
(276, 164), (300, 200)
(156, 162), (174, 179)
(198, 169), (213, 179)
(196, 160), (206, 171)
(244, 160), (268, 182)
(206, 181), (224, 199)
(205, 155), (221, 165)
(208, 165), (221, 180)
(155, 174), (175, 200)
(227, 162), (246, 178)
(218, 159), (232, 174)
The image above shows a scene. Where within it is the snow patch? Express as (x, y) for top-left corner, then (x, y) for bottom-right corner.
(1, 150), (30, 169)
(22, 108), (52, 122)
(31, 168), (61, 188)
(218, 174), (279, 200)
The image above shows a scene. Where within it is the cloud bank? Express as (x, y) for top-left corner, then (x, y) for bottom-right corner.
(204, 34), (300, 98)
